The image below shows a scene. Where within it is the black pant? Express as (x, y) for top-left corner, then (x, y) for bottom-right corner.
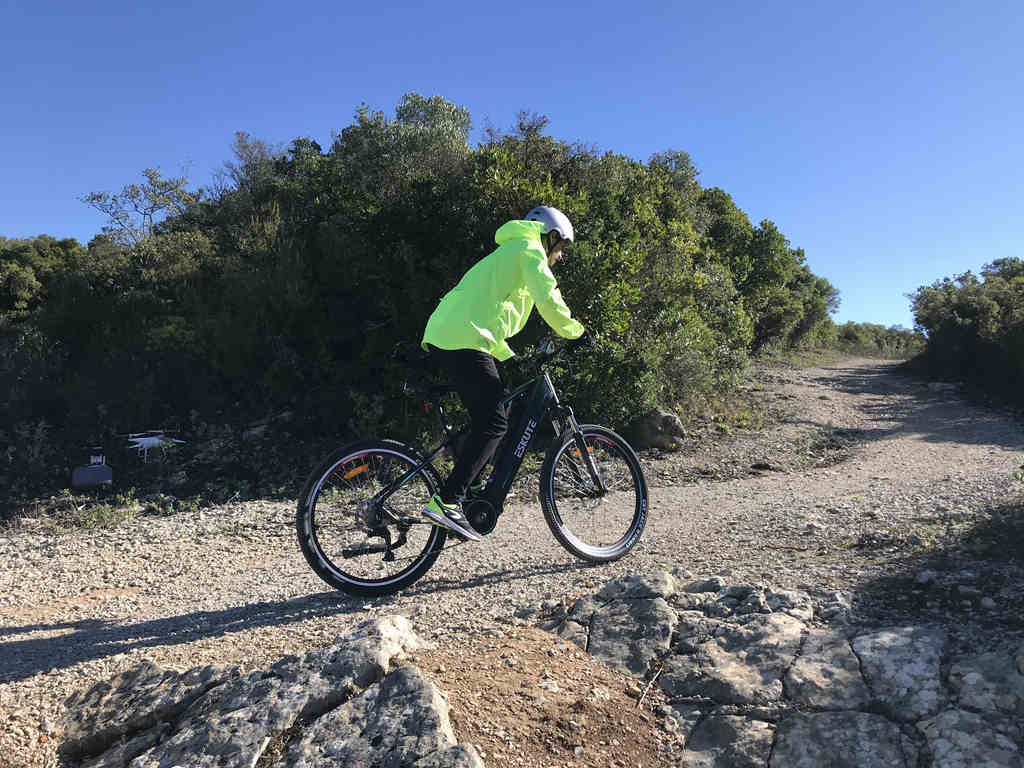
(429, 347), (509, 502)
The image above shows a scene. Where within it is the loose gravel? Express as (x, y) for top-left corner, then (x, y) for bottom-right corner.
(2, 357), (1023, 768)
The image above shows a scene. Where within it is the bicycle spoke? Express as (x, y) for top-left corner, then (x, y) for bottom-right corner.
(542, 429), (646, 559)
(298, 445), (445, 593)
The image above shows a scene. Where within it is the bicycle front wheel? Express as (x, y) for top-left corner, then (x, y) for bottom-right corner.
(296, 439), (446, 596)
(540, 425), (648, 562)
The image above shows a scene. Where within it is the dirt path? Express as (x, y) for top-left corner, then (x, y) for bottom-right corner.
(2, 357), (1023, 767)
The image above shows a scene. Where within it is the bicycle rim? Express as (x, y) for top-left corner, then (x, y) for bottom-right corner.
(542, 427), (647, 561)
(298, 444), (444, 595)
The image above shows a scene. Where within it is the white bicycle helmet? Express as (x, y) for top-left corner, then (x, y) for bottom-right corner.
(525, 205), (574, 243)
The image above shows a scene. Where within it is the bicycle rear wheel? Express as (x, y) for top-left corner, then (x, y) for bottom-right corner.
(296, 439), (446, 596)
(540, 425), (648, 562)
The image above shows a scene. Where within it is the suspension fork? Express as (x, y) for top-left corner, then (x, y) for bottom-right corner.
(557, 404), (608, 494)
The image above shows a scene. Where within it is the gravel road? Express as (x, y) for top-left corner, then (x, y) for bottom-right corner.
(3, 357), (1023, 767)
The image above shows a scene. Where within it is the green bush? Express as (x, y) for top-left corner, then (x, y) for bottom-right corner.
(1, 93), (844, 506)
(909, 259), (1024, 402)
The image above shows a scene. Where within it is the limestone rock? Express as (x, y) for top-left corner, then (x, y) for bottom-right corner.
(683, 576), (727, 594)
(660, 613), (804, 705)
(597, 572), (677, 601)
(785, 629), (870, 710)
(680, 714), (774, 768)
(764, 588), (815, 622)
(62, 661), (237, 760)
(671, 591), (714, 612)
(127, 616), (419, 768)
(586, 596), (677, 677)
(60, 616), (444, 768)
(919, 709), (1023, 768)
(770, 711), (913, 767)
(624, 409), (686, 451)
(555, 616), (590, 650)
(948, 649), (1024, 718)
(673, 611), (728, 655)
(277, 665), (480, 768)
(851, 626), (946, 722)
(80, 724), (171, 768)
(555, 594), (605, 649)
(543, 571), (1022, 768)
(413, 745), (485, 767)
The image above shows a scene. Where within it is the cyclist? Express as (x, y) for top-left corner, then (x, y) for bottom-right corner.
(420, 206), (585, 540)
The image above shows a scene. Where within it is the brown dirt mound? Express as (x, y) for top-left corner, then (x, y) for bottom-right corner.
(414, 625), (675, 768)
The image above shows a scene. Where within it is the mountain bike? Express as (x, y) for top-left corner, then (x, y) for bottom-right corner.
(296, 336), (649, 596)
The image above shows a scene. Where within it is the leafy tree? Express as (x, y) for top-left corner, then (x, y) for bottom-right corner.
(3, 91), (851, 504)
(82, 168), (201, 247)
(699, 187), (754, 283)
(836, 322), (924, 358)
(785, 266), (840, 348)
(0, 258), (42, 319)
(909, 258), (1024, 401)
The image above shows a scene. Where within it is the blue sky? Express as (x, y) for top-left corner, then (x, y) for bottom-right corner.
(2, 0), (1021, 329)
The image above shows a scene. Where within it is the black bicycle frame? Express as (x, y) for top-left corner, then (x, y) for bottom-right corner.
(373, 370), (560, 513)
(374, 333), (612, 533)
(485, 369), (559, 498)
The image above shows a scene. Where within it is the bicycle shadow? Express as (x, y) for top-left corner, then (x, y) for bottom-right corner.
(0, 592), (361, 684)
(403, 559), (596, 597)
(1, 561), (595, 683)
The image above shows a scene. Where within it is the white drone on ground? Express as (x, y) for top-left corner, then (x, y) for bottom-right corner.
(125, 430), (185, 462)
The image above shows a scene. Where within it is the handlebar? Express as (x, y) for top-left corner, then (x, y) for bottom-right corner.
(536, 331), (593, 365)
(402, 333), (594, 401)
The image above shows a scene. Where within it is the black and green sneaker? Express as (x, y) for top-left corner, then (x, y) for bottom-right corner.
(422, 494), (482, 542)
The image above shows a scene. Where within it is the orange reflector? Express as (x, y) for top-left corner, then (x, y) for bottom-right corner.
(344, 464), (369, 479)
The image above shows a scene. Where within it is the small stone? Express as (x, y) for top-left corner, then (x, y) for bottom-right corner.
(980, 597), (996, 610)
(996, 694), (1016, 711)
(574, 746), (585, 758)
(915, 570), (938, 585)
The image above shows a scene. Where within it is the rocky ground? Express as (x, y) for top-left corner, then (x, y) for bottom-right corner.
(1, 357), (1023, 767)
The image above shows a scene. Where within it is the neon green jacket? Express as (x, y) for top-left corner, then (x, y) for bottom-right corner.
(422, 220), (584, 361)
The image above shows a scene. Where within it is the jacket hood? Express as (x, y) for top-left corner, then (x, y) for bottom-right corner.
(494, 220), (545, 245)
